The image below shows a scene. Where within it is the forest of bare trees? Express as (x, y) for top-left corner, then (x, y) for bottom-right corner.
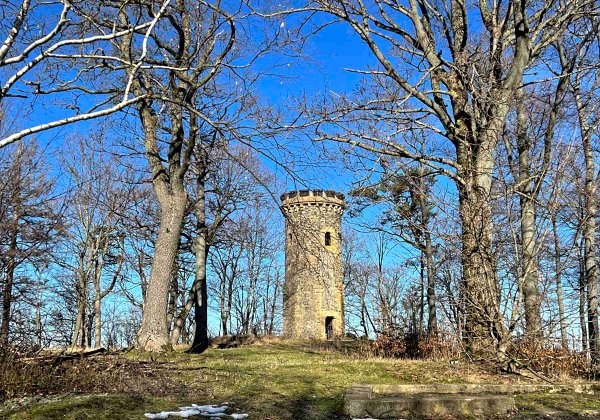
(0, 0), (599, 375)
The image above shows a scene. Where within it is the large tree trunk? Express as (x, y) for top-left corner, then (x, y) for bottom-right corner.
(189, 176), (209, 353)
(457, 134), (507, 360)
(136, 191), (187, 352)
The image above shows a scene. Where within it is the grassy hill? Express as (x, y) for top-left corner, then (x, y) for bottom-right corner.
(1, 339), (599, 419)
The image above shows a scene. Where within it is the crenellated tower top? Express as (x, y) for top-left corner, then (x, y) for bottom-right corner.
(280, 189), (345, 213)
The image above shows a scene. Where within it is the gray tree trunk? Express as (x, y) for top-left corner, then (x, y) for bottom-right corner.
(457, 125), (508, 360)
(581, 119), (599, 366)
(579, 249), (589, 355)
(517, 145), (542, 338)
(71, 248), (89, 348)
(424, 232), (437, 337)
(92, 237), (108, 348)
(189, 175), (209, 353)
(552, 217), (568, 350)
(136, 191), (187, 352)
(0, 210), (19, 346)
(93, 287), (101, 348)
(417, 168), (437, 337)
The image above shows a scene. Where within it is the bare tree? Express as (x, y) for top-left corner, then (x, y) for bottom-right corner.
(166, 145), (258, 349)
(207, 183), (282, 338)
(61, 138), (131, 349)
(0, 141), (62, 347)
(274, 0), (597, 359)
(89, 0), (238, 351)
(567, 23), (600, 365)
(352, 161), (439, 336)
(0, 0), (172, 148)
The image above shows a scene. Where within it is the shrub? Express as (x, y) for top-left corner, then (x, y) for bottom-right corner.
(508, 339), (592, 379)
(371, 330), (459, 359)
(0, 347), (181, 403)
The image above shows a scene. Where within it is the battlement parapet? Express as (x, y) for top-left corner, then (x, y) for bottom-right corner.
(280, 189), (345, 210)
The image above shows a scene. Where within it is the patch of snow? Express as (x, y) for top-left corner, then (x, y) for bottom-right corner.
(145, 404), (248, 419)
(144, 410), (198, 419)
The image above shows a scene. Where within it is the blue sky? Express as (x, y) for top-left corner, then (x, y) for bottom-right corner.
(1, 3), (460, 341)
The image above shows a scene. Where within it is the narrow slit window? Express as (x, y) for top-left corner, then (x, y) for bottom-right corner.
(325, 231), (331, 246)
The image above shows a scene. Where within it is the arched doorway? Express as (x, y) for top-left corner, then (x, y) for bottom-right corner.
(325, 316), (334, 340)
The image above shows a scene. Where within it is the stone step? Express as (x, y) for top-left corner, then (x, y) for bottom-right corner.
(363, 382), (598, 396)
(344, 383), (600, 419)
(345, 393), (516, 419)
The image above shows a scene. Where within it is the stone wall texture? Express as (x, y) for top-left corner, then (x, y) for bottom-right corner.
(280, 189), (345, 340)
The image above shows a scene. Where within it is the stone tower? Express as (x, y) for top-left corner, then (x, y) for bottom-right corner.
(280, 189), (345, 340)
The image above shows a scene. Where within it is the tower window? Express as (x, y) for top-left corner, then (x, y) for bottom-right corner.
(325, 231), (331, 246)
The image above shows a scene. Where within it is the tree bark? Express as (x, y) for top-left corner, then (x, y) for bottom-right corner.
(579, 249), (589, 355)
(424, 232), (437, 337)
(189, 175), (209, 353)
(166, 258), (180, 336)
(457, 131), (507, 359)
(92, 234), (109, 348)
(552, 217), (568, 350)
(93, 287), (101, 348)
(71, 251), (88, 349)
(582, 124), (599, 366)
(0, 210), (19, 347)
(220, 281), (228, 336)
(417, 168), (437, 337)
(136, 191), (187, 352)
(169, 274), (193, 346)
(518, 144), (543, 338)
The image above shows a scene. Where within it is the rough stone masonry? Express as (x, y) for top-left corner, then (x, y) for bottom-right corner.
(280, 190), (345, 340)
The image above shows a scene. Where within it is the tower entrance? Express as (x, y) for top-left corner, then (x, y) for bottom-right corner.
(325, 317), (334, 340)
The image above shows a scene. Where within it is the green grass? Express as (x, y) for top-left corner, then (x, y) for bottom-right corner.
(515, 392), (600, 419)
(3, 395), (174, 420)
(2, 339), (599, 419)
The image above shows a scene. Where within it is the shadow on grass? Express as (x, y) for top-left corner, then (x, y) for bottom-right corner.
(271, 380), (346, 420)
(2, 394), (154, 420)
(516, 393), (600, 419)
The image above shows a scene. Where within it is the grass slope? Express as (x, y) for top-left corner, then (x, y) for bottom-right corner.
(2, 339), (599, 419)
